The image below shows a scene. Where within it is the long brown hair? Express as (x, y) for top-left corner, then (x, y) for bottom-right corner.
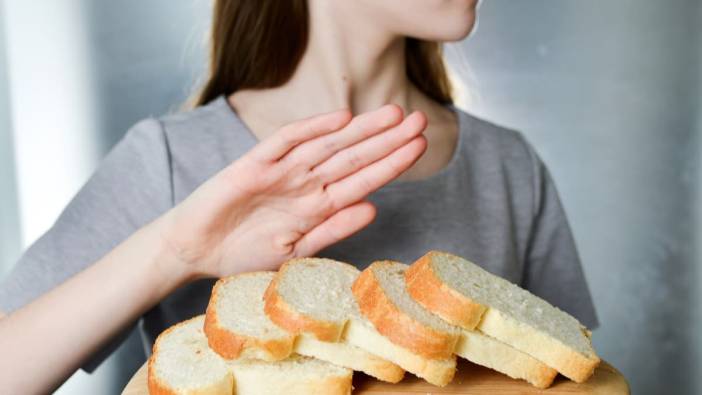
(194, 0), (453, 107)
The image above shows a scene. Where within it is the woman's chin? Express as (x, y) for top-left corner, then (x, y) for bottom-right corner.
(446, 22), (477, 41)
(421, 18), (476, 42)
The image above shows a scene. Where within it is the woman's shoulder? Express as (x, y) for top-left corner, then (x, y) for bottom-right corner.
(123, 96), (256, 172)
(148, 96), (257, 191)
(118, 96), (242, 148)
(156, 96), (247, 139)
(453, 106), (539, 170)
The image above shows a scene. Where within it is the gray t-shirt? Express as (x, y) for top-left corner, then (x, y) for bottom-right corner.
(0, 95), (598, 371)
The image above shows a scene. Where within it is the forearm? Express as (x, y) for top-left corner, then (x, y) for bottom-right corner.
(0, 217), (192, 394)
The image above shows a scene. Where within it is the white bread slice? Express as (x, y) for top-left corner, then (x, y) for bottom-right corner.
(456, 329), (558, 388)
(344, 315), (457, 387)
(264, 258), (358, 342)
(406, 251), (600, 382)
(148, 315), (234, 395)
(293, 333), (404, 383)
(352, 260), (459, 386)
(229, 354), (352, 395)
(204, 272), (295, 361)
(264, 258), (405, 383)
(149, 315), (352, 395)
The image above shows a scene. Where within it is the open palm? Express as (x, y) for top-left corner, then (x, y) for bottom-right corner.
(162, 104), (427, 278)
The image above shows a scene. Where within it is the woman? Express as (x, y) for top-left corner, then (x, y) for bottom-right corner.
(0, 0), (597, 393)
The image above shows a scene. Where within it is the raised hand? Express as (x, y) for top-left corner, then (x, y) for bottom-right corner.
(160, 104), (427, 278)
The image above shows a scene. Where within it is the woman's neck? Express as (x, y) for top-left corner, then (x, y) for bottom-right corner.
(285, 1), (414, 115)
(229, 2), (432, 135)
(228, 2), (459, 182)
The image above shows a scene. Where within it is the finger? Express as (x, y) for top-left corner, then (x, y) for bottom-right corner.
(294, 201), (376, 257)
(326, 136), (427, 209)
(312, 110), (427, 184)
(249, 109), (353, 162)
(282, 104), (403, 168)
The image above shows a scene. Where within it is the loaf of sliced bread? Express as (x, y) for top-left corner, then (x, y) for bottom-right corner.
(204, 272), (295, 361)
(264, 258), (405, 383)
(456, 329), (558, 388)
(229, 354), (352, 395)
(352, 260), (459, 386)
(148, 316), (233, 395)
(406, 251), (600, 382)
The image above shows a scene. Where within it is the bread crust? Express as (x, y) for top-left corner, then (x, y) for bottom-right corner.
(147, 317), (181, 395)
(263, 260), (345, 342)
(359, 359), (405, 384)
(528, 364), (559, 389)
(147, 353), (176, 395)
(352, 261), (459, 360)
(405, 252), (487, 329)
(204, 274), (294, 361)
(148, 317), (234, 395)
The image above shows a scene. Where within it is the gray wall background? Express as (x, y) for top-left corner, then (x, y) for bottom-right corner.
(0, 0), (209, 393)
(0, 1), (699, 394)
(454, 2), (701, 395)
(0, 1), (20, 280)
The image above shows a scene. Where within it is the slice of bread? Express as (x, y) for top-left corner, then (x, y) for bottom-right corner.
(406, 251), (600, 382)
(147, 315), (234, 395)
(229, 354), (352, 395)
(204, 272), (295, 361)
(264, 258), (358, 342)
(293, 333), (404, 384)
(344, 315), (457, 387)
(352, 260), (459, 386)
(456, 329), (558, 388)
(264, 258), (405, 383)
(149, 315), (352, 395)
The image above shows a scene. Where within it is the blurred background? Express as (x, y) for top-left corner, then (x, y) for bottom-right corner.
(0, 0), (699, 394)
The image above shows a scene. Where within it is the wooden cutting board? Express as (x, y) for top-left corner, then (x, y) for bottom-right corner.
(122, 359), (629, 394)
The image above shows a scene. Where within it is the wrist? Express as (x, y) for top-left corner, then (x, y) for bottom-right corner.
(140, 215), (202, 299)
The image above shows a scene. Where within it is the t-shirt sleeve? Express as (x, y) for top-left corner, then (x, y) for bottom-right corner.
(520, 141), (599, 329)
(0, 118), (173, 371)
